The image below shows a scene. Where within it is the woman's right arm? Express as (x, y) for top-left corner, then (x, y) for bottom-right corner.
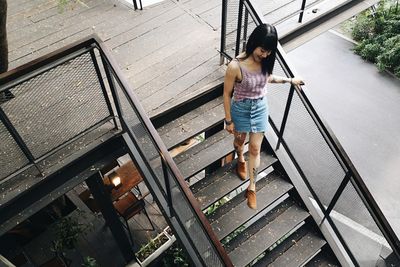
(223, 62), (238, 134)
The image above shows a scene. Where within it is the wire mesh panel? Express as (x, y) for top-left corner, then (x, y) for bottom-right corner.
(332, 182), (391, 264)
(106, 59), (225, 267)
(280, 91), (346, 206)
(111, 74), (165, 192)
(1, 52), (111, 159)
(167, 168), (224, 267)
(0, 120), (30, 180)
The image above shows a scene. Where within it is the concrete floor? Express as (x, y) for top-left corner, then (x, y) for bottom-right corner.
(288, 30), (400, 237)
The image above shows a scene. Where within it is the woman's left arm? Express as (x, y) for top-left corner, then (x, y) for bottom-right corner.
(268, 75), (305, 86)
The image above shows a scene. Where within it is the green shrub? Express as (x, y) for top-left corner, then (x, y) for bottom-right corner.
(351, 0), (400, 78)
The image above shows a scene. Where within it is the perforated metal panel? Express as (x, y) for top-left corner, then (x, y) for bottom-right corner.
(1, 52), (111, 159)
(109, 69), (224, 267)
(0, 120), (30, 179)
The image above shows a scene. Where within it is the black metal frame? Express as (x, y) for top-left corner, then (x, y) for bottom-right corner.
(0, 36), (233, 266)
(220, 0), (400, 264)
(0, 45), (117, 182)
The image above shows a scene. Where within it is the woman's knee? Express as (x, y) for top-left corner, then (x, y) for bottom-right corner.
(234, 133), (246, 147)
(249, 143), (260, 156)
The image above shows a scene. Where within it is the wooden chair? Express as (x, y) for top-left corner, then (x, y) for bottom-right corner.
(113, 192), (155, 245)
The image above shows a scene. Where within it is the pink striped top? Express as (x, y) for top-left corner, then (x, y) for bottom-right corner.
(233, 60), (268, 101)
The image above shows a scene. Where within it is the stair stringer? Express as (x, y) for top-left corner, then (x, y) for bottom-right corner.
(264, 129), (354, 267)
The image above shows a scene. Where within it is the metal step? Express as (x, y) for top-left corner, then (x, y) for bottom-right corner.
(252, 224), (327, 267)
(227, 201), (310, 267)
(156, 96), (224, 150)
(208, 172), (293, 240)
(304, 248), (341, 267)
(191, 151), (277, 210)
(174, 129), (236, 180)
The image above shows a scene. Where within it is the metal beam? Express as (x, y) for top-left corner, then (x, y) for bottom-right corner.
(0, 135), (127, 234)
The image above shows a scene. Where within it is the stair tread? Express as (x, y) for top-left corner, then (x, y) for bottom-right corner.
(192, 152), (277, 210)
(254, 226), (326, 267)
(305, 249), (340, 267)
(174, 129), (235, 179)
(209, 172), (293, 240)
(267, 231), (326, 267)
(157, 96), (224, 149)
(228, 203), (310, 267)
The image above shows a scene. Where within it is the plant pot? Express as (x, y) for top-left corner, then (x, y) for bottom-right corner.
(135, 230), (175, 267)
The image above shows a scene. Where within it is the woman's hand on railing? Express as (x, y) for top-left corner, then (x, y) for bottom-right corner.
(291, 77), (305, 86)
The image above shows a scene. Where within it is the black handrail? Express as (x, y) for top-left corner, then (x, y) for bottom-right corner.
(97, 37), (234, 266)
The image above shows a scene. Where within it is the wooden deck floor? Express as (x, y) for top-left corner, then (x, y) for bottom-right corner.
(7, 0), (225, 117)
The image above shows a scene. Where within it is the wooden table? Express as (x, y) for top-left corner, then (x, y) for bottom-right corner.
(103, 161), (143, 201)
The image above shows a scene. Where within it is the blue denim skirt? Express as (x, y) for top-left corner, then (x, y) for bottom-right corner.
(231, 97), (268, 133)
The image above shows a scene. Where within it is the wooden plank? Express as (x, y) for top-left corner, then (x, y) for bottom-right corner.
(209, 173), (293, 240)
(228, 204), (310, 267)
(128, 31), (216, 92)
(252, 224), (311, 267)
(192, 151), (277, 210)
(157, 96), (224, 149)
(8, 3), (116, 60)
(268, 232), (326, 267)
(304, 249), (340, 267)
(175, 130), (233, 179)
(141, 54), (221, 113)
(134, 41), (218, 100)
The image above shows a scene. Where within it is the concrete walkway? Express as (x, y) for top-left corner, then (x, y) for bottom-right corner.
(288, 30), (400, 237)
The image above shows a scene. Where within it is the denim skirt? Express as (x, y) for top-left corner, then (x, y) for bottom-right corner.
(231, 97), (268, 133)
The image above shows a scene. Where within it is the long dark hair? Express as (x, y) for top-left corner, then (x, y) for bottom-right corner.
(245, 24), (278, 75)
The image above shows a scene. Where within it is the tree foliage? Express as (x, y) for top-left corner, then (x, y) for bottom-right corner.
(351, 0), (400, 78)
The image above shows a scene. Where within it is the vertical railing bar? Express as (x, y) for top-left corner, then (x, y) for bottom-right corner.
(270, 122), (360, 266)
(235, 0), (244, 57)
(276, 85), (294, 150)
(89, 48), (118, 130)
(161, 160), (174, 216)
(325, 215), (361, 267)
(242, 8), (249, 52)
(99, 55), (124, 121)
(0, 107), (42, 176)
(298, 0), (307, 22)
(321, 172), (351, 223)
(120, 117), (209, 266)
(220, 0), (228, 65)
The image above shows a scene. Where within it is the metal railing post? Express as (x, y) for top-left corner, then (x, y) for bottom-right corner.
(298, 0), (307, 22)
(321, 172), (351, 223)
(0, 107), (42, 176)
(162, 160), (174, 216)
(235, 0), (244, 57)
(89, 48), (119, 129)
(220, 0), (228, 65)
(276, 84), (294, 150)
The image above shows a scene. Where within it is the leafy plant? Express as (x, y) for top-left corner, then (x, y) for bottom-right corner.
(350, 0), (400, 77)
(81, 256), (98, 267)
(135, 233), (169, 262)
(53, 211), (91, 253)
(162, 244), (190, 267)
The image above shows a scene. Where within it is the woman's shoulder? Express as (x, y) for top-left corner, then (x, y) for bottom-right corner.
(227, 58), (240, 71)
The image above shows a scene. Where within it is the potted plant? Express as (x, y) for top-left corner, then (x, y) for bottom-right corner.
(135, 226), (176, 266)
(52, 211), (91, 266)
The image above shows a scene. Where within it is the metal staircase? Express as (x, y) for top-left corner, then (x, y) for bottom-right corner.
(151, 85), (340, 266)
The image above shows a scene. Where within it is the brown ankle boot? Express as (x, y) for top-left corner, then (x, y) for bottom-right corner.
(236, 161), (247, 181)
(245, 189), (257, 209)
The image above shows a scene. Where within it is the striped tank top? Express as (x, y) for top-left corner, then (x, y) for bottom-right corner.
(233, 59), (268, 101)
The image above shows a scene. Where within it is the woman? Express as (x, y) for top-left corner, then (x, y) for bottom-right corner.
(223, 24), (304, 209)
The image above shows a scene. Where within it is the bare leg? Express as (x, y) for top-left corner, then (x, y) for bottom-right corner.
(233, 131), (247, 162)
(248, 132), (263, 191)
